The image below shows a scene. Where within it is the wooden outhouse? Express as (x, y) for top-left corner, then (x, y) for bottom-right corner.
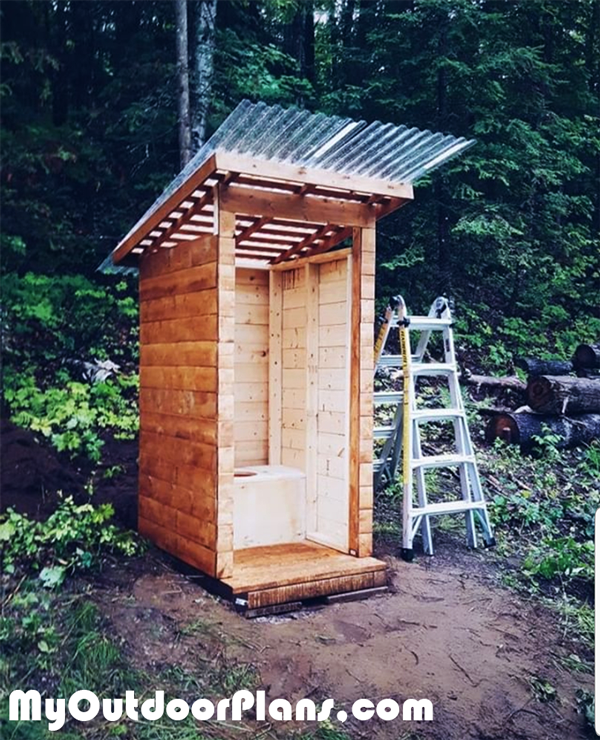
(103, 101), (473, 611)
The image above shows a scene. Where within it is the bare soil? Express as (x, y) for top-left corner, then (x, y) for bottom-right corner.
(2, 422), (592, 739)
(95, 546), (591, 740)
(1, 418), (138, 528)
(0, 419), (87, 517)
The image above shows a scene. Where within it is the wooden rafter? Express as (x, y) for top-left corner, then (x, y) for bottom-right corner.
(235, 216), (271, 245)
(113, 153), (218, 263)
(236, 244), (283, 254)
(239, 233), (303, 246)
(302, 227), (353, 259)
(271, 223), (336, 265)
(146, 188), (214, 252)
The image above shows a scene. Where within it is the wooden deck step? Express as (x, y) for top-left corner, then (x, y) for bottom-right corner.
(221, 541), (387, 610)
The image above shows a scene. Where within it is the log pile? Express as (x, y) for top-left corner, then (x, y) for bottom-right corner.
(483, 342), (600, 451)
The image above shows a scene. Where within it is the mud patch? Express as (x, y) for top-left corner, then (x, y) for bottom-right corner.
(1, 419), (86, 517)
(1, 418), (138, 528)
(94, 549), (591, 740)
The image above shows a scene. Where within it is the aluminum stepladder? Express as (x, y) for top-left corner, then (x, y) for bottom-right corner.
(374, 295), (495, 560)
(373, 296), (448, 490)
(373, 297), (405, 490)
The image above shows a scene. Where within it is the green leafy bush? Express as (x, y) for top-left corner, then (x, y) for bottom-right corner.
(523, 538), (594, 582)
(2, 272), (139, 462)
(0, 497), (142, 586)
(3, 370), (138, 462)
(2, 272), (138, 368)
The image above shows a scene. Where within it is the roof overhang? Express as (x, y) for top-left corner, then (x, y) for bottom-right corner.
(101, 100), (474, 272)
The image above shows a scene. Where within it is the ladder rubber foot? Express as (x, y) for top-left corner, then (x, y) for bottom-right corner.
(484, 537), (496, 549)
(400, 548), (415, 562)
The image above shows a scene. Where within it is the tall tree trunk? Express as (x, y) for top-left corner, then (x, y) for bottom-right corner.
(191, 0), (217, 150)
(51, 2), (69, 126)
(175, 0), (192, 168)
(302, 1), (316, 86)
(436, 17), (451, 293)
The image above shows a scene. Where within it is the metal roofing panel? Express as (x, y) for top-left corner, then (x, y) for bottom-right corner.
(100, 100), (475, 272)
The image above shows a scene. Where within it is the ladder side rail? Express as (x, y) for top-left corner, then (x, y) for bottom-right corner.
(412, 419), (433, 554)
(399, 298), (416, 556)
(412, 298), (440, 362)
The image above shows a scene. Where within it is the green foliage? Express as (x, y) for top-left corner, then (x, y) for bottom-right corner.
(4, 372), (138, 462)
(485, 439), (600, 596)
(523, 537), (594, 582)
(0, 497), (142, 584)
(3, 272), (139, 462)
(2, 272), (138, 367)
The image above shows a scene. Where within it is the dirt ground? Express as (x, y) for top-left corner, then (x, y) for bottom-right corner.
(2, 421), (592, 739)
(1, 418), (138, 528)
(94, 545), (592, 740)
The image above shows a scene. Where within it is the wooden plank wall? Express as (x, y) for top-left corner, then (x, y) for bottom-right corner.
(349, 227), (375, 557)
(280, 268), (307, 469)
(234, 268), (269, 466)
(314, 257), (350, 550)
(138, 235), (219, 576)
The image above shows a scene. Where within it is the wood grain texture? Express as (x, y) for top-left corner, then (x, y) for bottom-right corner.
(234, 268), (269, 466)
(268, 270), (283, 464)
(349, 227), (375, 557)
(138, 237), (219, 576)
(223, 541), (385, 595)
(216, 204), (236, 578)
(313, 256), (350, 552)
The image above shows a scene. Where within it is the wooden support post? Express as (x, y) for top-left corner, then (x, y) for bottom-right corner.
(216, 192), (236, 579)
(349, 226), (375, 557)
(268, 270), (283, 464)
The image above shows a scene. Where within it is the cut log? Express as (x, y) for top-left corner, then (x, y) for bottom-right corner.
(515, 357), (573, 376)
(527, 375), (600, 414)
(485, 411), (600, 450)
(573, 343), (600, 370)
(461, 374), (526, 392)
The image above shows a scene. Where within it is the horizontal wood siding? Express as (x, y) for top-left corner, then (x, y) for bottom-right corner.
(138, 236), (218, 576)
(234, 268), (269, 466)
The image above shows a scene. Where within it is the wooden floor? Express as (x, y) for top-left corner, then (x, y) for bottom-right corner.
(221, 541), (387, 610)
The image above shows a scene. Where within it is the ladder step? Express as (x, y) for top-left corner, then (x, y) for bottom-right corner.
(373, 426), (395, 440)
(411, 362), (454, 376)
(374, 391), (403, 404)
(376, 355), (402, 367)
(406, 317), (453, 330)
(411, 454), (475, 470)
(413, 500), (486, 516)
(412, 409), (462, 422)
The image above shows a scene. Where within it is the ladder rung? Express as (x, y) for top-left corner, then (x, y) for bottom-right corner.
(373, 426), (395, 440)
(412, 501), (486, 516)
(406, 317), (452, 330)
(411, 363), (454, 375)
(372, 459), (385, 472)
(376, 355), (402, 367)
(374, 391), (403, 404)
(412, 409), (462, 422)
(411, 454), (475, 469)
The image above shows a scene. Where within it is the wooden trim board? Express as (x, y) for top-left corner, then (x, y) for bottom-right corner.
(216, 151), (414, 202)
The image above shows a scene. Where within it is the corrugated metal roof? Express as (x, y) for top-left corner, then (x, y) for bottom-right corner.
(100, 100), (474, 272)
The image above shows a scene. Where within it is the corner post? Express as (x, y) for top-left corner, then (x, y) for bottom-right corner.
(215, 187), (236, 578)
(349, 224), (375, 557)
